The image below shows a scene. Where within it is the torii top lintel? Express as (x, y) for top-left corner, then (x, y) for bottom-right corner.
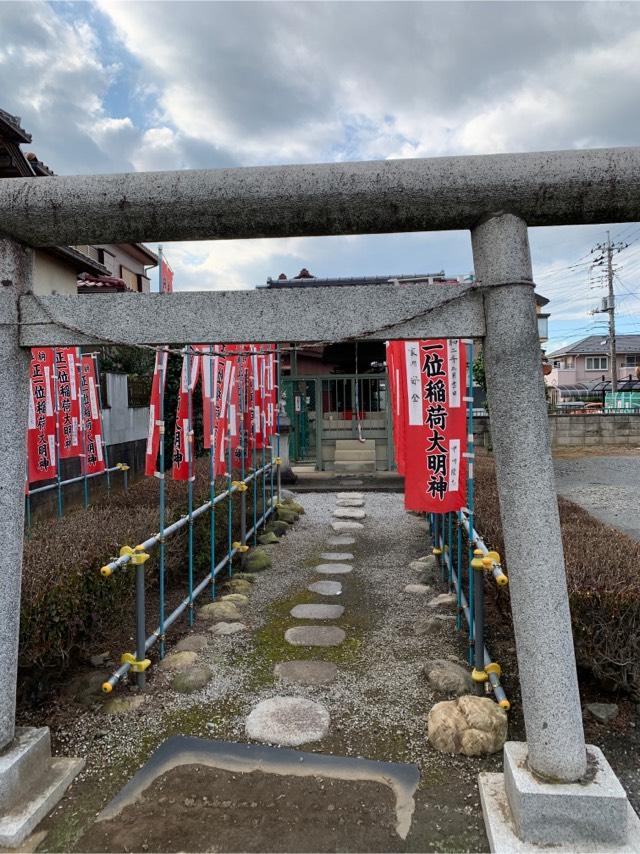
(0, 146), (639, 246)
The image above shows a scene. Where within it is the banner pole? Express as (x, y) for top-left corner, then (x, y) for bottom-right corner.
(92, 352), (111, 491)
(466, 340), (475, 665)
(77, 350), (89, 509)
(239, 353), (247, 568)
(227, 367), (233, 576)
(186, 347), (194, 627)
(209, 346), (216, 600)
(276, 344), (282, 504)
(52, 353), (63, 518)
(158, 349), (167, 658)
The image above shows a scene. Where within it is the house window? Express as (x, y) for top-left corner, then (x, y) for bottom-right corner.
(586, 356), (608, 371)
(624, 355), (640, 367)
(97, 248), (116, 275)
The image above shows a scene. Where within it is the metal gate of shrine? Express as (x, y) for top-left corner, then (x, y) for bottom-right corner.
(282, 373), (393, 470)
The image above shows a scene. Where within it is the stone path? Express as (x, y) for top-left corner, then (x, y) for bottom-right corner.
(36, 491), (505, 852)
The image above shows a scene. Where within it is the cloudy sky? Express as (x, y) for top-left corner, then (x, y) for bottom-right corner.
(2, 0), (640, 351)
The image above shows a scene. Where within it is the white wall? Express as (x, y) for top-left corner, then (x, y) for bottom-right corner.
(101, 373), (149, 447)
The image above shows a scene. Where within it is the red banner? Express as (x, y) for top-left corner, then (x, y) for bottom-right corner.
(145, 349), (168, 476)
(27, 348), (57, 484)
(402, 339), (467, 512)
(386, 341), (407, 476)
(79, 355), (106, 476)
(54, 347), (81, 459)
(172, 350), (201, 480)
(161, 258), (174, 294)
(201, 346), (234, 477)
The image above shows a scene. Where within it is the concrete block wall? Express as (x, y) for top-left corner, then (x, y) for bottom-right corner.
(474, 414), (640, 448)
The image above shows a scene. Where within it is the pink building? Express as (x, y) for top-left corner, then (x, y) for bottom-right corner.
(546, 334), (640, 395)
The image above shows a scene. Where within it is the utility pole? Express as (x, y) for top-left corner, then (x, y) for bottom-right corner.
(592, 231), (627, 396)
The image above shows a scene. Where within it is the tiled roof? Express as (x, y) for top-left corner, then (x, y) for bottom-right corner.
(0, 108), (31, 144)
(549, 334), (640, 357)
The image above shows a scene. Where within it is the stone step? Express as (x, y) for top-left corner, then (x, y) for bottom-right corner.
(334, 449), (376, 462)
(334, 460), (377, 473)
(335, 438), (376, 450)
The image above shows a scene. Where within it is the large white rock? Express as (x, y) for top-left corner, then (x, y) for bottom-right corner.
(427, 696), (507, 755)
(245, 696), (330, 746)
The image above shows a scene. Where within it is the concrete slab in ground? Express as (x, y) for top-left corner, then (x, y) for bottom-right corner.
(326, 536), (356, 547)
(285, 626), (346, 647)
(245, 696), (330, 746)
(315, 562), (352, 575)
(290, 604), (345, 620)
(274, 660), (339, 686)
(320, 552), (354, 561)
(79, 736), (420, 852)
(308, 580), (342, 596)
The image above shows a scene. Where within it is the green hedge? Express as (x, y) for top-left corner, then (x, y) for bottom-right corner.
(474, 452), (640, 697)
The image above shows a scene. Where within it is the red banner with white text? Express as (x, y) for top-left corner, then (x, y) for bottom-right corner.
(145, 349), (169, 476)
(27, 348), (57, 484)
(79, 355), (106, 476)
(401, 339), (467, 513)
(386, 341), (407, 476)
(54, 347), (82, 460)
(172, 350), (201, 480)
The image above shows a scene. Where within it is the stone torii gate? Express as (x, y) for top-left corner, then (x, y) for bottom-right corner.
(1, 148), (640, 850)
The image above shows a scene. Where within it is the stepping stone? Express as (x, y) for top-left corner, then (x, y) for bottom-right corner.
(327, 535), (356, 547)
(290, 604), (345, 620)
(198, 600), (243, 622)
(320, 552), (354, 561)
(175, 634), (209, 653)
(428, 593), (457, 608)
(308, 580), (342, 596)
(404, 584), (431, 595)
(171, 665), (213, 694)
(209, 621), (247, 636)
(410, 560), (432, 573)
(337, 492), (363, 500)
(331, 521), (364, 532)
(336, 498), (365, 508)
(225, 578), (253, 594)
(245, 696), (330, 746)
(285, 626), (346, 647)
(221, 593), (248, 605)
(333, 507), (366, 520)
(102, 695), (146, 715)
(315, 562), (352, 575)
(158, 650), (198, 672)
(274, 660), (338, 686)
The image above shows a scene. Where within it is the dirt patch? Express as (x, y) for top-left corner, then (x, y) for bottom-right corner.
(77, 764), (402, 853)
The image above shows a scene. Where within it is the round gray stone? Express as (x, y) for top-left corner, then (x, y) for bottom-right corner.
(198, 601), (243, 622)
(290, 604), (345, 620)
(315, 562), (353, 575)
(308, 580), (343, 596)
(586, 702), (619, 724)
(333, 507), (366, 520)
(336, 498), (365, 508)
(274, 660), (338, 686)
(208, 621), (247, 636)
(428, 593), (457, 608)
(331, 520), (364, 532)
(285, 626), (346, 646)
(171, 665), (213, 694)
(404, 584), (431, 595)
(320, 552), (354, 561)
(158, 650), (198, 672)
(175, 634), (209, 653)
(423, 658), (474, 696)
(327, 536), (356, 547)
(245, 696), (330, 746)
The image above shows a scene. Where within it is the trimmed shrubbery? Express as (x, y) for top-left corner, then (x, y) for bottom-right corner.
(19, 458), (274, 691)
(474, 452), (640, 697)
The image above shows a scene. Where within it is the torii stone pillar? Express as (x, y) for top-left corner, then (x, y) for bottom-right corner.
(472, 215), (640, 850)
(0, 236), (83, 847)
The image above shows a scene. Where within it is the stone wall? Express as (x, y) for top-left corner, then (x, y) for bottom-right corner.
(474, 414), (640, 448)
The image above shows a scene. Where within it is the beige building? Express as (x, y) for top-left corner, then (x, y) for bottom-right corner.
(0, 108), (157, 295)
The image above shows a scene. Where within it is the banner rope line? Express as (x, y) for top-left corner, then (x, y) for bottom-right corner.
(23, 280), (535, 354)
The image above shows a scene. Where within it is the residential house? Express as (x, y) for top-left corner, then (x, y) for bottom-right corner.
(547, 335), (640, 387)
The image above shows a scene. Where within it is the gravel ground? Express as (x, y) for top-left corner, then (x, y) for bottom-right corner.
(554, 452), (640, 541)
(29, 491), (501, 853)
